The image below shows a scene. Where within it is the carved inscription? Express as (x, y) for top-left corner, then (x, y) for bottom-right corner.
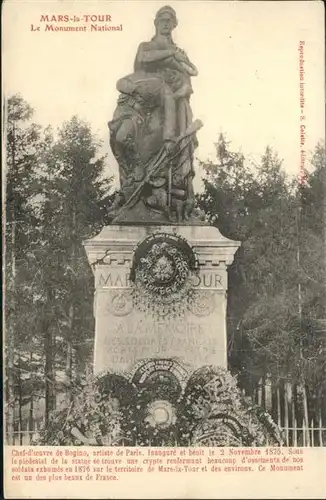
(111, 320), (205, 336)
(191, 273), (223, 288)
(98, 270), (130, 287)
(101, 319), (219, 365)
(97, 270), (223, 289)
(104, 335), (217, 350)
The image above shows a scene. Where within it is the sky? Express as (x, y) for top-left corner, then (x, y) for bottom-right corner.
(3, 0), (325, 191)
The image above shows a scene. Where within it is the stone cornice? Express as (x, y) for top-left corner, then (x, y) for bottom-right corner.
(83, 225), (241, 270)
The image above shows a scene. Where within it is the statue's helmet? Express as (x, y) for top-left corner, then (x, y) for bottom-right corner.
(154, 5), (178, 29)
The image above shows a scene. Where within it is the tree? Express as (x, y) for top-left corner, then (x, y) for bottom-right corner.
(197, 135), (325, 413)
(36, 116), (111, 419)
(5, 98), (113, 436)
(5, 94), (46, 442)
(298, 142), (326, 420)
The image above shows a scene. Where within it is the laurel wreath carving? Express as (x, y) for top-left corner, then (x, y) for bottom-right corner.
(137, 242), (189, 295)
(131, 236), (198, 317)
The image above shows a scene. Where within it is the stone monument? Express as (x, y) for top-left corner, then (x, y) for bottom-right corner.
(84, 5), (241, 377)
(39, 6), (282, 447)
(84, 225), (238, 376)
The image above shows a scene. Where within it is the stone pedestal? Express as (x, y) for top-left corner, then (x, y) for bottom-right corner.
(83, 225), (240, 376)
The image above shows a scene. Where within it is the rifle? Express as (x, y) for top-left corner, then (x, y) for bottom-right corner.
(115, 119), (203, 216)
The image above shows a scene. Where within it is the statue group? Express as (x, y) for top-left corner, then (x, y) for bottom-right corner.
(108, 6), (204, 224)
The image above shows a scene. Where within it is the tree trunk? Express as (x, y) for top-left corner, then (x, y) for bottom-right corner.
(6, 217), (16, 444)
(261, 373), (266, 409)
(271, 381), (278, 424)
(65, 323), (73, 405)
(6, 357), (15, 444)
(6, 120), (17, 444)
(65, 202), (76, 404)
(18, 354), (23, 445)
(323, 162), (326, 317)
(29, 351), (34, 432)
(302, 383), (311, 446)
(6, 336), (16, 444)
(44, 288), (56, 427)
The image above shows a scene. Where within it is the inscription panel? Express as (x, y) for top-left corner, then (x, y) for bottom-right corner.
(96, 268), (131, 287)
(93, 289), (227, 373)
(96, 269), (226, 289)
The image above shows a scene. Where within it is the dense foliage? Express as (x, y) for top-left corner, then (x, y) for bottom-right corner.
(197, 135), (326, 424)
(5, 95), (112, 440)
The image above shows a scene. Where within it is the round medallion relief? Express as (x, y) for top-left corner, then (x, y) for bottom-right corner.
(108, 291), (133, 316)
(189, 291), (215, 317)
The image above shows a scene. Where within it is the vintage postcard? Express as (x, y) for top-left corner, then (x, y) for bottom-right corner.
(2, 0), (326, 498)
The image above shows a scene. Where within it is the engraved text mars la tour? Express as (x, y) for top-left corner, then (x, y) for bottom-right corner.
(97, 271), (223, 288)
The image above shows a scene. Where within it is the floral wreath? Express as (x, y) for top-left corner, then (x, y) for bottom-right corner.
(130, 233), (199, 317)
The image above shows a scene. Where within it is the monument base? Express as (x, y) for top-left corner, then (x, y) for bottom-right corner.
(35, 225), (282, 447)
(108, 199), (207, 226)
(83, 224), (240, 377)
